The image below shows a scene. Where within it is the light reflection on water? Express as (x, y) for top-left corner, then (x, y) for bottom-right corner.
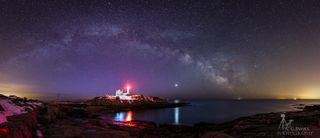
(113, 108), (181, 125)
(174, 107), (180, 125)
(126, 111), (132, 121)
(114, 111), (133, 122)
(110, 100), (320, 125)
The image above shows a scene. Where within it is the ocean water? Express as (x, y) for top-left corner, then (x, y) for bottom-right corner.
(109, 100), (320, 125)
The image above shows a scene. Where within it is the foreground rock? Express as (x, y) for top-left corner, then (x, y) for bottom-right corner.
(8, 94), (320, 137)
(0, 94), (44, 138)
(44, 119), (133, 138)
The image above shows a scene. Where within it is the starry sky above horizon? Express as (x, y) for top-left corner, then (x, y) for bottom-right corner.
(1, 0), (320, 100)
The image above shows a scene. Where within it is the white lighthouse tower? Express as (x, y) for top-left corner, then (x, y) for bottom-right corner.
(114, 85), (132, 100)
(126, 85), (131, 94)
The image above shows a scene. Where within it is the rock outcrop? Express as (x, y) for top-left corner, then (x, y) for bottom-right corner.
(0, 94), (44, 138)
(85, 94), (187, 110)
(86, 94), (167, 106)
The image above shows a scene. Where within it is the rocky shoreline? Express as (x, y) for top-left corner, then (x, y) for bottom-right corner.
(0, 95), (45, 138)
(2, 95), (320, 138)
(41, 102), (320, 138)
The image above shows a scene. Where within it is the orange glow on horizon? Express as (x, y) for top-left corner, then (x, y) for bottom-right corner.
(298, 87), (320, 99)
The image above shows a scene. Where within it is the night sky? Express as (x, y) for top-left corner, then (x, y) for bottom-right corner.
(1, 0), (320, 100)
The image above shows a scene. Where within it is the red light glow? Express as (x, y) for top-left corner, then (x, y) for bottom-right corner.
(126, 85), (131, 90)
(0, 128), (9, 134)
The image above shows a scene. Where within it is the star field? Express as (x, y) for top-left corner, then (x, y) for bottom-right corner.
(0, 0), (320, 99)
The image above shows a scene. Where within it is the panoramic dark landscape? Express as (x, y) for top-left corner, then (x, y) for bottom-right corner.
(1, 0), (320, 137)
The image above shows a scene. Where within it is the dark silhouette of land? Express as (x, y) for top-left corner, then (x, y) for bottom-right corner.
(1, 95), (320, 138)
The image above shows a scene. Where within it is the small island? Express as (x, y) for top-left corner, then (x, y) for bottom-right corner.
(85, 86), (188, 110)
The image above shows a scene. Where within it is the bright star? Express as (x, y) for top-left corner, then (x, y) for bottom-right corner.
(174, 83), (179, 87)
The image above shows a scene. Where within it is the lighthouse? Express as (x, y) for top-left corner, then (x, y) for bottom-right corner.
(113, 85), (134, 100)
(126, 85), (131, 94)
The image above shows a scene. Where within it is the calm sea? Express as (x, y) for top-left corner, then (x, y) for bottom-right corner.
(108, 100), (320, 125)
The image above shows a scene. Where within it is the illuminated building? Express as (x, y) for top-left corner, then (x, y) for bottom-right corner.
(115, 89), (132, 100)
(113, 85), (136, 100)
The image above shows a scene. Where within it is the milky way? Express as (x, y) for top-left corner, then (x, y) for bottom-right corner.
(1, 0), (320, 99)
